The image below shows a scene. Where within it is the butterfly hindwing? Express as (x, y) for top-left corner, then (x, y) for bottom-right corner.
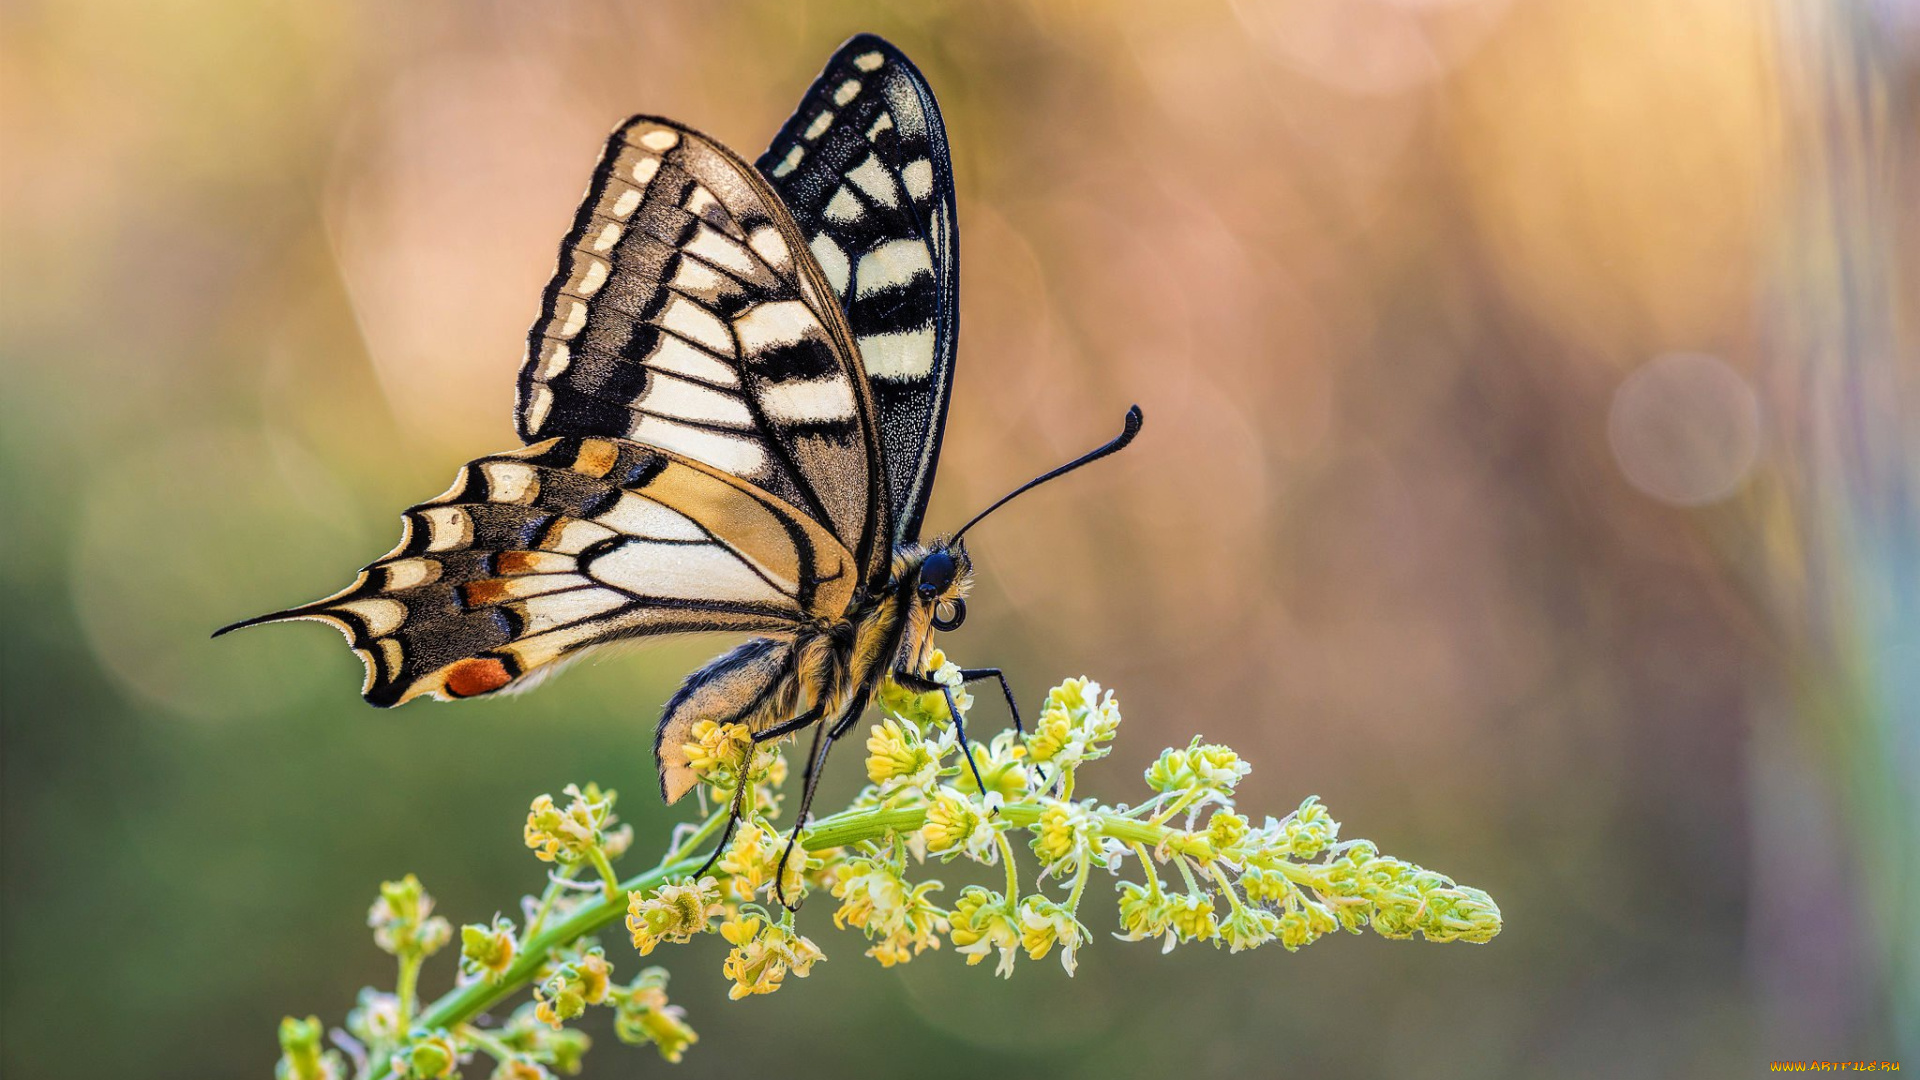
(518, 116), (890, 582)
(654, 636), (798, 803)
(758, 34), (960, 547)
(217, 436), (858, 706)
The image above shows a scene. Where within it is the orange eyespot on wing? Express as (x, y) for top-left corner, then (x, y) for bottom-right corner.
(445, 657), (514, 698)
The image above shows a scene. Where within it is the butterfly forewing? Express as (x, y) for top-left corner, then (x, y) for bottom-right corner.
(221, 437), (858, 706)
(758, 34), (960, 546)
(518, 116), (889, 581)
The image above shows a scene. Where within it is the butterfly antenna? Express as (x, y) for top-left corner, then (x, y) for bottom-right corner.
(950, 406), (1143, 544)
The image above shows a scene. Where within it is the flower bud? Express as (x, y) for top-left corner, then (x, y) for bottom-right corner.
(369, 875), (452, 959)
(460, 916), (518, 983)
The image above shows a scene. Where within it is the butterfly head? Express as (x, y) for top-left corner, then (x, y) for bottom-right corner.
(913, 542), (973, 632)
(910, 406), (1145, 637)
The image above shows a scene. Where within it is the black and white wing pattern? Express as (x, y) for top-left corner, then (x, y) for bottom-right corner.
(757, 34), (959, 547)
(216, 436), (859, 706)
(518, 116), (890, 582)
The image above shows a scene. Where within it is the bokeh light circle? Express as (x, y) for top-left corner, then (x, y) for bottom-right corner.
(1607, 352), (1762, 506)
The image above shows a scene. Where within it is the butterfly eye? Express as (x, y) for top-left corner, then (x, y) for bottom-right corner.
(918, 550), (957, 598)
(932, 598), (966, 632)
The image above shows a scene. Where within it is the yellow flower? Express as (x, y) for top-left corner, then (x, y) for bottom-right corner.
(1016, 896), (1087, 974)
(368, 874), (452, 958)
(863, 716), (949, 794)
(1144, 737), (1250, 802)
(523, 783), (622, 866)
(681, 721), (753, 792)
(1025, 702), (1074, 764)
(1028, 801), (1098, 871)
(1166, 892), (1218, 945)
(716, 821), (814, 903)
(393, 1031), (459, 1079)
(831, 856), (948, 967)
(716, 820), (774, 901)
(1237, 866), (1293, 906)
(581, 947), (611, 1001)
(532, 947), (611, 1028)
(275, 1016), (346, 1080)
(1414, 883), (1502, 944)
(951, 728), (1031, 802)
(1024, 677), (1121, 770)
(626, 877), (723, 955)
(1219, 904), (1281, 953)
(1116, 880), (1176, 950)
(922, 788), (995, 860)
(876, 649), (974, 727)
(1277, 796), (1337, 858)
(719, 913), (824, 999)
(611, 968), (698, 1063)
(948, 887), (1021, 977)
(1205, 810), (1249, 852)
(749, 743), (789, 799)
(459, 915), (518, 983)
(1277, 898), (1338, 951)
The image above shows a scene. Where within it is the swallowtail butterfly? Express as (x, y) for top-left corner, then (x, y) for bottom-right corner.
(219, 34), (1141, 891)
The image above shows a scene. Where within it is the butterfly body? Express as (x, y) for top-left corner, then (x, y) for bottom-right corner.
(654, 538), (970, 804)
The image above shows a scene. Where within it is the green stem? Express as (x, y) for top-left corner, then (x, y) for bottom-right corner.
(395, 953), (422, 1029)
(1129, 841), (1165, 898)
(524, 873), (570, 940)
(1149, 790), (1199, 828)
(585, 847), (622, 897)
(456, 1023), (519, 1065)
(1064, 856), (1092, 914)
(1173, 855), (1202, 895)
(1207, 863), (1246, 915)
(995, 830), (1021, 901)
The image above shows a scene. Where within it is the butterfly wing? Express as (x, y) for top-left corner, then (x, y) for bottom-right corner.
(518, 116), (890, 584)
(758, 34), (959, 547)
(216, 436), (859, 707)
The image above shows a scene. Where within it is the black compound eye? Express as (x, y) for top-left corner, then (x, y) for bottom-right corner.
(918, 550), (957, 597)
(932, 597), (967, 632)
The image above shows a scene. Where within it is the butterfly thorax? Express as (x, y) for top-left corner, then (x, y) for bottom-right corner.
(805, 540), (972, 719)
(652, 540), (970, 804)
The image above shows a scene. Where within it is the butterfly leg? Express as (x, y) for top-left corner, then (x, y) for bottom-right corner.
(892, 671), (992, 798)
(956, 666), (1055, 792)
(772, 718), (844, 911)
(692, 738), (758, 879)
(957, 667), (1023, 735)
(692, 704), (827, 880)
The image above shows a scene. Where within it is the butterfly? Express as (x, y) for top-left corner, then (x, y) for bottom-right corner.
(218, 34), (1140, 899)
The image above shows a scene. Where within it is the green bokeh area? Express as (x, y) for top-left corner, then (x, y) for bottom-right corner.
(4, 0), (1915, 1077)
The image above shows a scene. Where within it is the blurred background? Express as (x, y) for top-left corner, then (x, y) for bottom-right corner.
(3, 0), (1916, 1075)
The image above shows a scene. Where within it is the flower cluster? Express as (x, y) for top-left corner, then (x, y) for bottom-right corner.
(609, 968), (697, 1062)
(679, 720), (788, 813)
(368, 874), (451, 960)
(276, 660), (1500, 1077)
(524, 782), (633, 892)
